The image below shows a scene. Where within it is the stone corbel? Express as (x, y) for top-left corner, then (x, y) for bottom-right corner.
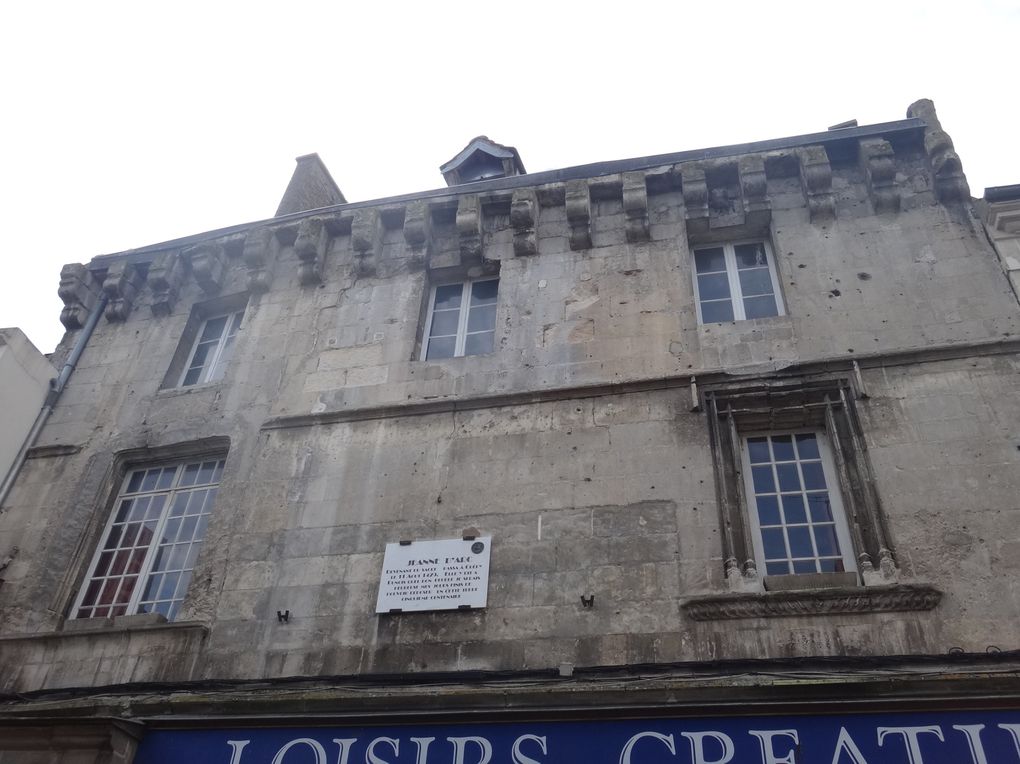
(798, 146), (835, 222)
(907, 99), (970, 203)
(681, 163), (709, 218)
(185, 242), (226, 295)
(859, 138), (900, 214)
(622, 172), (650, 243)
(242, 226), (275, 293)
(57, 263), (101, 330)
(102, 261), (143, 322)
(739, 155), (770, 226)
(565, 180), (592, 250)
(510, 189), (538, 257)
(146, 250), (185, 317)
(294, 217), (327, 286)
(402, 199), (432, 266)
(351, 207), (382, 277)
(456, 194), (483, 260)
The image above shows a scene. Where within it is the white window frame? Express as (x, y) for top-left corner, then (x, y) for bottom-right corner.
(420, 277), (499, 360)
(71, 458), (225, 621)
(691, 239), (785, 324)
(178, 310), (244, 387)
(740, 429), (857, 578)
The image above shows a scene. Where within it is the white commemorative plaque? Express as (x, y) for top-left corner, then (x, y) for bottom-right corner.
(375, 536), (492, 613)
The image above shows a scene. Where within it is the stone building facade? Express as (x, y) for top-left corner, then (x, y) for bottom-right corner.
(1, 100), (1019, 763)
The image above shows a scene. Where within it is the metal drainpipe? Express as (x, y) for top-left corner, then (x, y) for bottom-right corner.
(0, 293), (108, 512)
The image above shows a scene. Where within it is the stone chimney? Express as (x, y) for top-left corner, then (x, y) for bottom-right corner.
(276, 153), (347, 216)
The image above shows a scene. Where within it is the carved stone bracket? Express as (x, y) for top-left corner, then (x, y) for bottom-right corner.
(622, 172), (650, 243)
(243, 226), (275, 293)
(185, 242), (226, 295)
(798, 146), (835, 222)
(456, 195), (483, 260)
(102, 262), (143, 322)
(402, 199), (432, 265)
(294, 217), (327, 286)
(351, 207), (382, 277)
(739, 155), (770, 225)
(681, 163), (709, 224)
(510, 189), (538, 257)
(907, 98), (970, 203)
(859, 138), (900, 214)
(681, 583), (941, 621)
(146, 251), (185, 317)
(57, 263), (101, 330)
(565, 180), (592, 250)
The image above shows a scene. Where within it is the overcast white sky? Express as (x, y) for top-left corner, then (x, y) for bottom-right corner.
(2, 1), (1017, 355)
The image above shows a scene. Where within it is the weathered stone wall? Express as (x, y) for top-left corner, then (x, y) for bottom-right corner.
(1, 118), (1019, 695)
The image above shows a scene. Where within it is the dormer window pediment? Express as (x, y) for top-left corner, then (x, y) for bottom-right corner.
(440, 136), (526, 187)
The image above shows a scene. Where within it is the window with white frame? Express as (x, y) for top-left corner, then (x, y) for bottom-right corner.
(421, 278), (499, 360)
(742, 432), (856, 576)
(72, 458), (225, 621)
(692, 241), (784, 323)
(179, 309), (244, 387)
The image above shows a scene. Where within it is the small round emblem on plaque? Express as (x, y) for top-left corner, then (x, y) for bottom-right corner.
(471, 541), (484, 554)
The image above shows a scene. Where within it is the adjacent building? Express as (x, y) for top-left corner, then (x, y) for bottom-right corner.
(1, 100), (1019, 763)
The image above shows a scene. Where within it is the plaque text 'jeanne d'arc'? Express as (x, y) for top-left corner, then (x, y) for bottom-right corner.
(375, 536), (492, 613)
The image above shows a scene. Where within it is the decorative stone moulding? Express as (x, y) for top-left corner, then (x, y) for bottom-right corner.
(184, 242), (226, 295)
(294, 217), (327, 286)
(147, 250), (185, 317)
(908, 98), (970, 203)
(681, 583), (942, 621)
(859, 138), (900, 214)
(622, 172), (650, 243)
(102, 262), (143, 322)
(510, 189), (538, 257)
(565, 180), (592, 250)
(402, 199), (432, 264)
(242, 226), (275, 293)
(798, 146), (836, 222)
(58, 263), (101, 330)
(351, 207), (382, 277)
(456, 195), (483, 259)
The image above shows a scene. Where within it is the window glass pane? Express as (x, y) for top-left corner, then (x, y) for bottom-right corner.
(766, 561), (789, 575)
(743, 295), (779, 320)
(181, 367), (202, 387)
(762, 528), (787, 560)
(781, 494), (807, 524)
(738, 268), (774, 297)
(697, 273), (731, 301)
(470, 279), (499, 304)
(814, 525), (840, 556)
(197, 462), (217, 486)
(433, 284), (463, 310)
(771, 436), (795, 461)
(426, 336), (457, 360)
(180, 463), (201, 487)
(429, 310), (460, 337)
(776, 463), (801, 492)
(788, 526), (814, 558)
(700, 300), (734, 323)
(694, 248), (726, 273)
(126, 472), (144, 494)
(792, 559), (818, 574)
(747, 438), (770, 464)
(199, 315), (228, 342)
(140, 470), (160, 493)
(751, 465), (775, 494)
(156, 468), (175, 491)
(807, 493), (833, 522)
(188, 341), (215, 372)
(734, 242), (768, 269)
(755, 495), (781, 526)
(795, 434), (820, 459)
(467, 304), (497, 333)
(464, 331), (495, 356)
(801, 462), (827, 491)
(209, 334), (236, 382)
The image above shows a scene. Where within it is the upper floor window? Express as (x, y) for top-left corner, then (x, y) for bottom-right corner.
(692, 241), (784, 323)
(72, 458), (225, 621)
(422, 278), (499, 360)
(180, 310), (244, 387)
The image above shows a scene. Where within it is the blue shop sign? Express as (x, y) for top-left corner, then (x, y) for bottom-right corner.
(135, 710), (1020, 763)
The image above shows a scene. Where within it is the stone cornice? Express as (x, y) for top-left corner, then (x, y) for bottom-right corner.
(681, 584), (942, 622)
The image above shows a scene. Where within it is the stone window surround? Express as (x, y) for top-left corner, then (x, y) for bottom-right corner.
(58, 437), (230, 631)
(160, 292), (248, 390)
(691, 239), (786, 324)
(418, 265), (501, 362)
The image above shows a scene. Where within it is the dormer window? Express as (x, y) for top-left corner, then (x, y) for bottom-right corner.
(440, 136), (526, 187)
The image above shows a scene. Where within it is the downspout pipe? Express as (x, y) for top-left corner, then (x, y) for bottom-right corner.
(0, 294), (108, 511)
